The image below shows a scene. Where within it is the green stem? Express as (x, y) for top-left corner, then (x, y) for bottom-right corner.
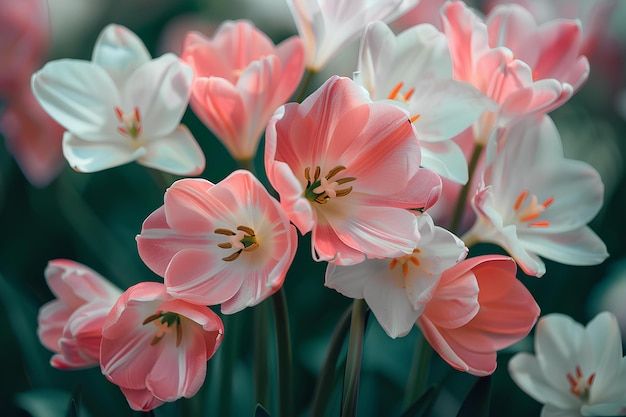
(449, 143), (484, 234)
(254, 301), (271, 409)
(293, 68), (316, 103)
(341, 299), (369, 417)
(217, 314), (240, 417)
(271, 288), (293, 417)
(236, 157), (256, 174)
(311, 305), (353, 417)
(404, 332), (432, 407)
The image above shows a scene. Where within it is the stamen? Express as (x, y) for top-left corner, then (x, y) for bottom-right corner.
(542, 196), (555, 208)
(216, 225), (259, 261)
(304, 165), (356, 203)
(389, 259), (398, 270)
(513, 190), (529, 211)
(410, 114), (421, 123)
(403, 88), (415, 101)
(222, 252), (241, 262)
(388, 82), (403, 100)
(529, 221), (550, 228)
(519, 212), (541, 222)
(402, 263), (409, 277)
(215, 228), (236, 236)
(237, 225), (255, 236)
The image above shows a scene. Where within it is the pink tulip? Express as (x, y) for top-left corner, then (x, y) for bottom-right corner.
(265, 75), (442, 265)
(1, 86), (65, 187)
(418, 255), (540, 376)
(136, 170), (297, 314)
(441, 1), (587, 142)
(181, 20), (305, 161)
(100, 282), (224, 411)
(37, 259), (122, 369)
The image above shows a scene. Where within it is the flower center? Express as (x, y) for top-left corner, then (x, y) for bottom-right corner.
(304, 165), (356, 204)
(566, 365), (595, 402)
(389, 248), (421, 280)
(511, 190), (554, 228)
(114, 106), (143, 139)
(142, 311), (183, 347)
(215, 225), (259, 261)
(387, 81), (421, 123)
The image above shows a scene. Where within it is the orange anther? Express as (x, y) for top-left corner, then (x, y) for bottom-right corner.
(387, 82), (403, 100)
(513, 190), (529, 211)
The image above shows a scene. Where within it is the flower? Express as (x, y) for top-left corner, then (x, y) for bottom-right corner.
(463, 115), (608, 277)
(509, 312), (626, 416)
(354, 20), (496, 183)
(285, 0), (419, 71)
(264, 75), (442, 265)
(31, 24), (205, 175)
(418, 255), (540, 376)
(37, 259), (122, 369)
(325, 213), (467, 338)
(181, 20), (305, 161)
(100, 282), (224, 411)
(441, 1), (588, 143)
(136, 170), (297, 314)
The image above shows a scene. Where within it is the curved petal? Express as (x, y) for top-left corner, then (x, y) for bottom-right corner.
(163, 178), (216, 235)
(92, 24), (152, 86)
(420, 140), (469, 184)
(139, 125), (205, 175)
(123, 53), (192, 138)
(119, 386), (164, 412)
(62, 131), (141, 172)
(521, 227), (608, 267)
(31, 59), (120, 140)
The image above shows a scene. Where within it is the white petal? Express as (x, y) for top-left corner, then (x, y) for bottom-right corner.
(509, 353), (581, 410)
(540, 404), (582, 417)
(138, 125), (205, 175)
(31, 60), (120, 140)
(91, 24), (152, 87)
(122, 54), (193, 138)
(62, 132), (141, 172)
(420, 140), (468, 184)
(521, 228), (608, 267)
(586, 312), (623, 404)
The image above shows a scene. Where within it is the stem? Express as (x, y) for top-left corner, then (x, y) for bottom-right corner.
(217, 314), (240, 417)
(449, 143), (484, 234)
(341, 299), (369, 417)
(404, 332), (432, 407)
(293, 68), (316, 103)
(311, 305), (352, 417)
(236, 157), (256, 174)
(271, 288), (293, 417)
(254, 301), (271, 409)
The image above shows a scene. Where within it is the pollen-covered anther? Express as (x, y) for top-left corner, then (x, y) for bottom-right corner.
(566, 365), (595, 401)
(215, 225), (259, 261)
(304, 165), (356, 204)
(389, 248), (421, 278)
(114, 105), (143, 139)
(512, 190), (554, 228)
(142, 311), (183, 347)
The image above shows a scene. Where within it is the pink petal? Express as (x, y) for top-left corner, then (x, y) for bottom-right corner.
(163, 178), (216, 234)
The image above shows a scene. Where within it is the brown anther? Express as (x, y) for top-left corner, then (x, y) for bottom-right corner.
(326, 165), (347, 180)
(176, 318), (183, 347)
(334, 187), (353, 198)
(222, 251), (241, 262)
(215, 228), (236, 236)
(142, 311), (163, 325)
(336, 177), (356, 185)
(150, 335), (162, 346)
(218, 242), (233, 249)
(243, 242), (259, 252)
(237, 225), (255, 236)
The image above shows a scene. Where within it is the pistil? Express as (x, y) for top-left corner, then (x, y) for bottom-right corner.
(215, 225), (259, 261)
(304, 165), (356, 204)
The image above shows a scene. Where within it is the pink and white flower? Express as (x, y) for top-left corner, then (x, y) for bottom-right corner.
(285, 0), (419, 71)
(37, 259), (122, 369)
(355, 20), (496, 183)
(326, 213), (467, 338)
(136, 170), (297, 314)
(509, 312), (626, 417)
(463, 115), (608, 277)
(265, 75), (442, 265)
(31, 24), (205, 175)
(441, 1), (588, 143)
(418, 255), (540, 376)
(181, 20), (305, 161)
(100, 282), (223, 411)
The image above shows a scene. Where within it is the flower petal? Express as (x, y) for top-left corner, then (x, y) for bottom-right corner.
(62, 131), (141, 172)
(139, 125), (205, 175)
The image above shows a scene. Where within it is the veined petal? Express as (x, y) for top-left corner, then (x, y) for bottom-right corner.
(139, 125), (205, 176)
(521, 228), (608, 267)
(163, 178), (216, 235)
(62, 131), (142, 173)
(123, 53), (193, 138)
(586, 312), (623, 404)
(420, 140), (469, 184)
(92, 24), (152, 87)
(31, 59), (120, 140)
(119, 387), (165, 412)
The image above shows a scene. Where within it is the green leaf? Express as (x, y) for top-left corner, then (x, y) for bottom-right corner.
(398, 386), (436, 417)
(254, 403), (272, 417)
(15, 389), (71, 417)
(456, 376), (492, 417)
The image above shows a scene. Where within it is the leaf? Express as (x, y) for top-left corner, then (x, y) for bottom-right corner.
(66, 391), (80, 417)
(15, 389), (71, 417)
(456, 376), (492, 417)
(254, 403), (272, 417)
(398, 386), (436, 417)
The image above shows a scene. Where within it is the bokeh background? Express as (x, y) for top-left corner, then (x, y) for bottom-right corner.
(1, 0), (626, 416)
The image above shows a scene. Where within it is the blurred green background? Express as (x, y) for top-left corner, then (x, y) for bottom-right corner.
(1, 0), (626, 416)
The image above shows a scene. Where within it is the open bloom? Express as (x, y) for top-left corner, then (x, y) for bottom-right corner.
(181, 20), (305, 161)
(463, 115), (608, 277)
(286, 0), (419, 71)
(441, 1), (588, 143)
(326, 213), (467, 338)
(509, 312), (626, 416)
(136, 170), (297, 314)
(31, 24), (204, 174)
(418, 255), (540, 376)
(265, 75), (442, 265)
(100, 282), (223, 411)
(37, 259), (122, 369)
(355, 20), (496, 183)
